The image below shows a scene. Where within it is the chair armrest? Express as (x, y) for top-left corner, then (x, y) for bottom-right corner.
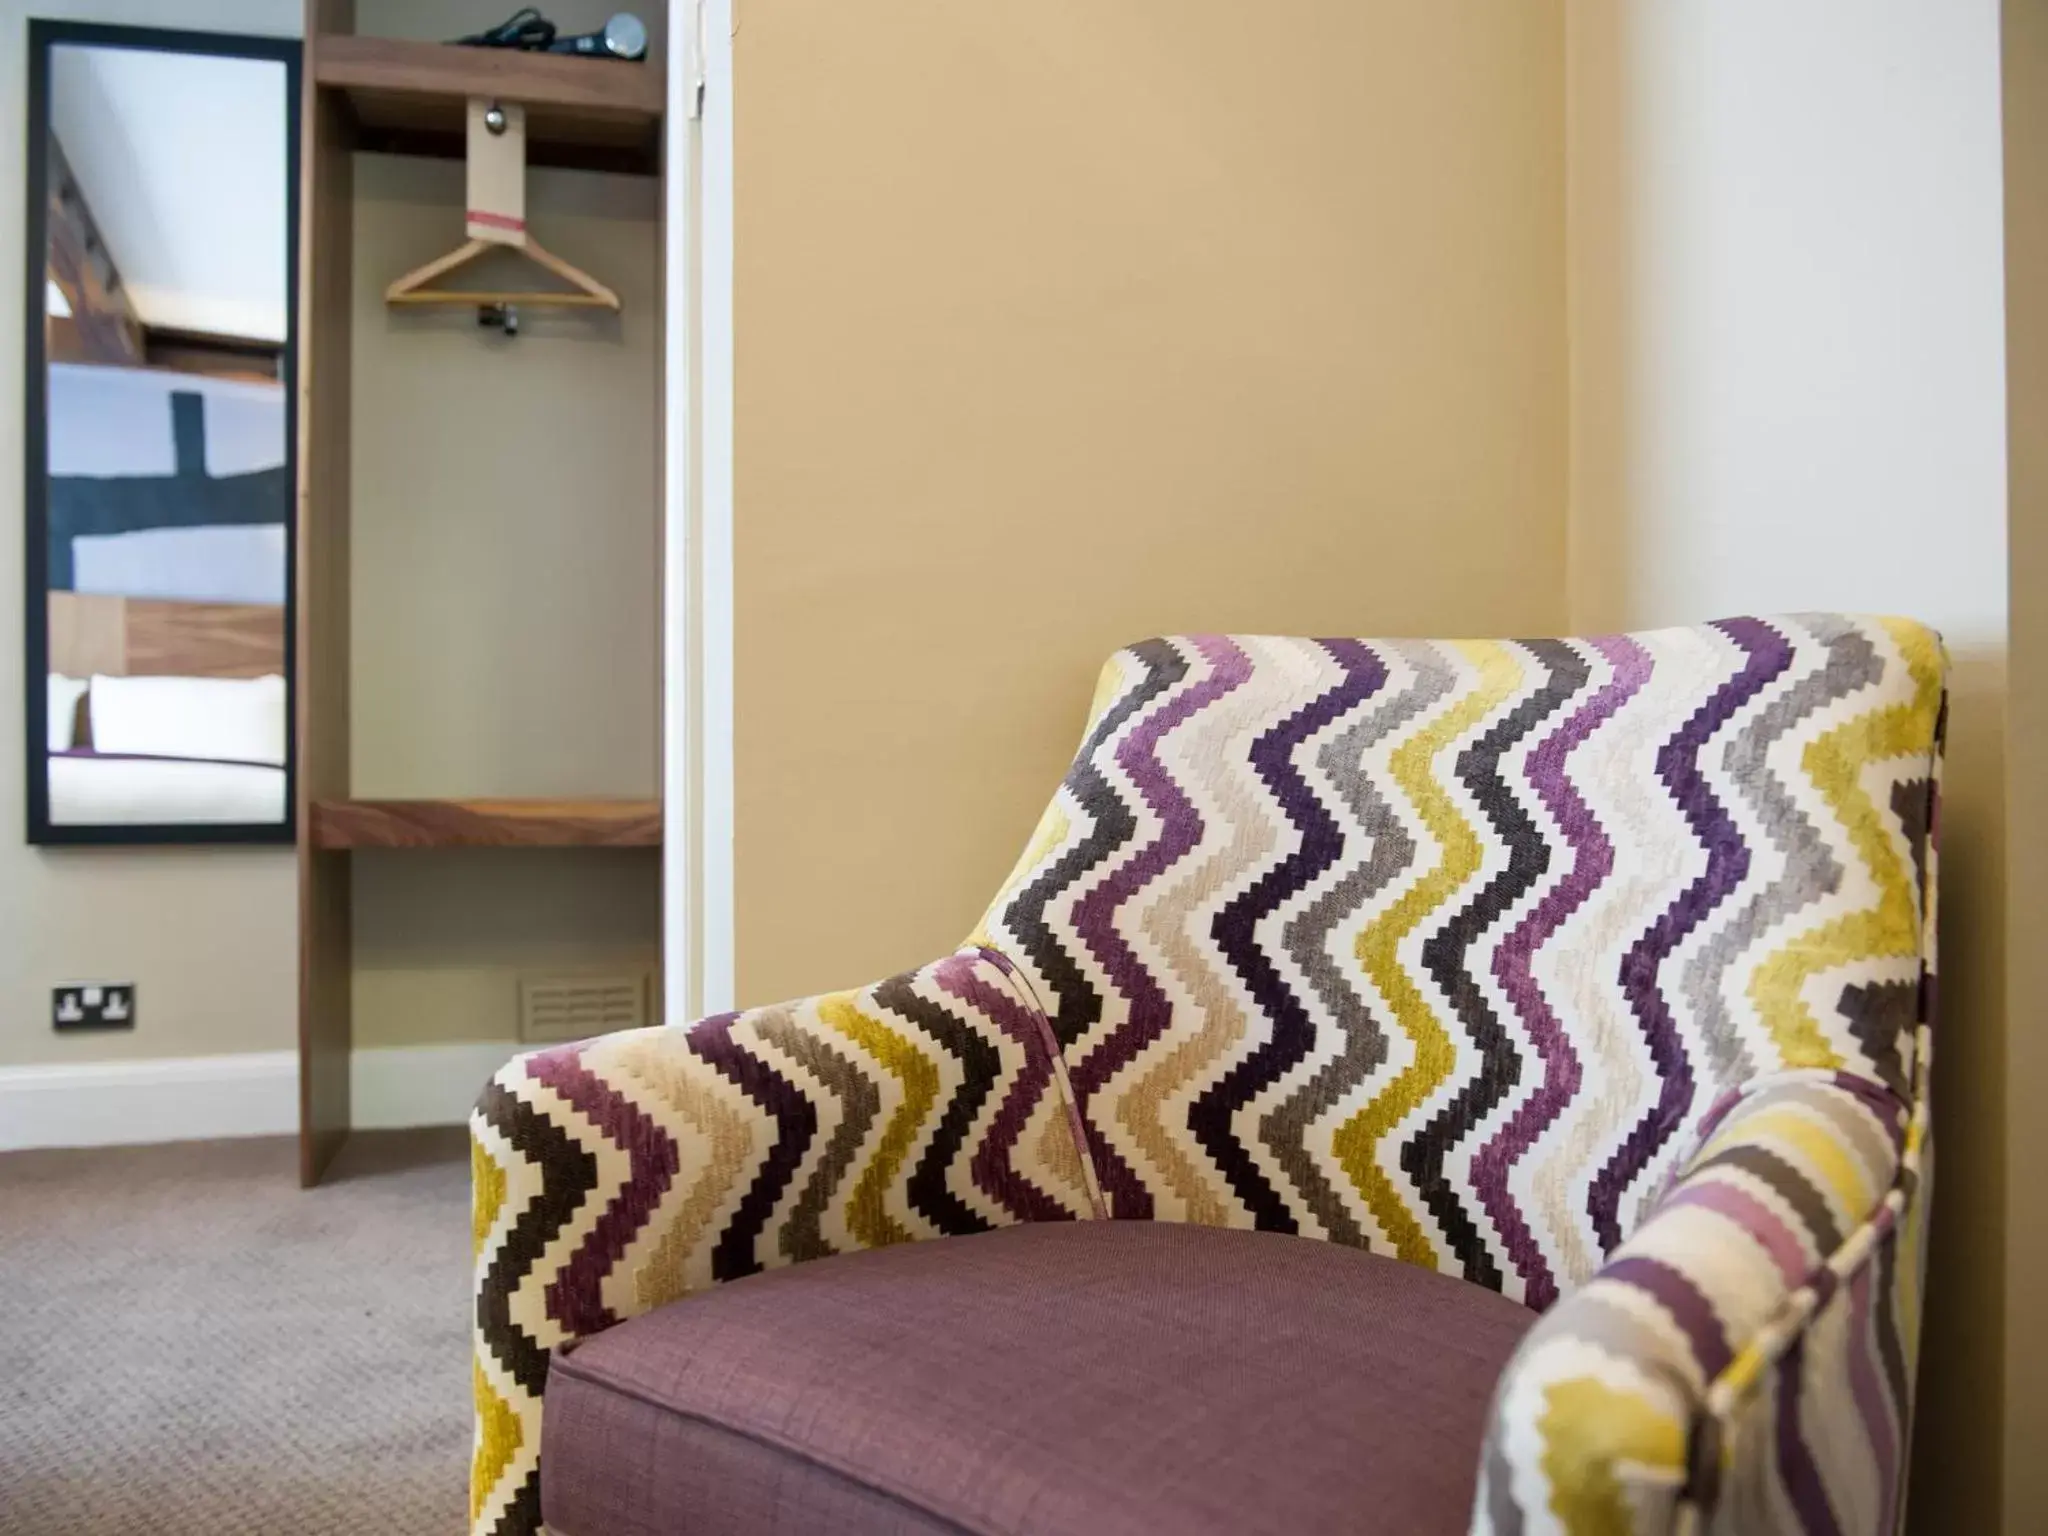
(467, 944), (1101, 1536)
(1474, 1071), (1923, 1536)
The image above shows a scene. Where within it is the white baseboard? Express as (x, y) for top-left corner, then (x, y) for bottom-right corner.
(0, 1050), (298, 1152)
(0, 1041), (526, 1152)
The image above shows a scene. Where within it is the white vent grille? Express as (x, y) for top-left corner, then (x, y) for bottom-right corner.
(519, 973), (649, 1045)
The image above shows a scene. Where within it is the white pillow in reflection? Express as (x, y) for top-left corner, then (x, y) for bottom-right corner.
(48, 673), (87, 750)
(89, 672), (285, 766)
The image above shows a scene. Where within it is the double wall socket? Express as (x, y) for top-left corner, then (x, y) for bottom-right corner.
(54, 983), (135, 1031)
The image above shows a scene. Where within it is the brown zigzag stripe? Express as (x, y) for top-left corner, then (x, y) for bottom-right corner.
(943, 952), (1077, 1222)
(876, 970), (1003, 1236)
(472, 1078), (597, 1536)
(473, 1079), (593, 1397)
(1007, 639), (1190, 1057)
(689, 1011), (817, 1282)
(753, 1010), (876, 1264)
(1687, 1140), (1847, 1254)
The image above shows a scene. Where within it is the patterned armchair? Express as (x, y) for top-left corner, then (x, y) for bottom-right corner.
(471, 614), (1943, 1536)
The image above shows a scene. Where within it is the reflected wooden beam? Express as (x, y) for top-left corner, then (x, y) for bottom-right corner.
(45, 134), (142, 367)
(142, 327), (283, 383)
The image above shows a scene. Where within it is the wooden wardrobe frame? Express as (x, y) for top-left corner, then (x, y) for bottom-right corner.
(293, 1), (667, 1184)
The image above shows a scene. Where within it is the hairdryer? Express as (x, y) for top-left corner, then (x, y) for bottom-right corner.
(548, 13), (648, 60)
(456, 10), (648, 63)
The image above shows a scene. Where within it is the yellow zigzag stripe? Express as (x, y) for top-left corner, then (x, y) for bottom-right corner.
(470, 1359), (521, 1525)
(471, 1137), (505, 1259)
(468, 1140), (519, 1525)
(1337, 640), (1520, 1266)
(1538, 1374), (1685, 1534)
(1749, 618), (1943, 1066)
(819, 996), (939, 1248)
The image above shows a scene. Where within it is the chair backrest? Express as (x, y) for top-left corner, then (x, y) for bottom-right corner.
(976, 614), (1944, 1308)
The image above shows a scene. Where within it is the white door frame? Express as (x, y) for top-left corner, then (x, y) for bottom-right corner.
(663, 0), (735, 1021)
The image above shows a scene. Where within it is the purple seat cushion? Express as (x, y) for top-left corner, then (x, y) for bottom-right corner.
(541, 1221), (1534, 1536)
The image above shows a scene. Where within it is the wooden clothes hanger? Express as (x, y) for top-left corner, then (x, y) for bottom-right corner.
(384, 235), (619, 311)
(383, 98), (620, 317)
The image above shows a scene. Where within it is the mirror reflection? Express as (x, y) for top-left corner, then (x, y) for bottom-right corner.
(31, 29), (297, 840)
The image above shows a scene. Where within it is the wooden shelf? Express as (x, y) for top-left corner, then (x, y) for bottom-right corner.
(314, 34), (663, 175)
(311, 797), (661, 849)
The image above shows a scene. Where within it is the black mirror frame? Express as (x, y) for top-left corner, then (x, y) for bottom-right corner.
(23, 20), (301, 846)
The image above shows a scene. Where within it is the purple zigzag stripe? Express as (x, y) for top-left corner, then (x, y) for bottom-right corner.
(526, 1047), (682, 1336)
(935, 952), (1073, 1222)
(1777, 1269), (1848, 1536)
(1592, 618), (1788, 1251)
(1845, 1252), (1901, 1533)
(688, 1011), (819, 1282)
(1069, 635), (1252, 1217)
(1476, 635), (1647, 1308)
(1599, 1254), (1732, 1378)
(1193, 639), (1386, 1230)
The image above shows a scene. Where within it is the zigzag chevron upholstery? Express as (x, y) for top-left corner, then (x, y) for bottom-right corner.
(468, 948), (1099, 1535)
(469, 613), (1943, 1535)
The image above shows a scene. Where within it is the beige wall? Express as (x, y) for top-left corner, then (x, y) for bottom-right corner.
(0, 0), (300, 1071)
(2003, 0), (2048, 1526)
(732, 0), (1570, 1005)
(344, 4), (664, 1049)
(1565, 3), (2011, 1529)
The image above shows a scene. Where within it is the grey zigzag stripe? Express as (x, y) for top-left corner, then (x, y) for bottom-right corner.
(756, 1011), (876, 1262)
(1680, 616), (1877, 1088)
(1264, 641), (1454, 1245)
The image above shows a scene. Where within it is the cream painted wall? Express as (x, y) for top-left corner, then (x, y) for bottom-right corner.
(0, 0), (299, 1071)
(1565, 3), (2011, 1529)
(732, 0), (1571, 1005)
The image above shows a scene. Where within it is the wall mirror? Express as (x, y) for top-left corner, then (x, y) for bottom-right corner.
(24, 21), (299, 844)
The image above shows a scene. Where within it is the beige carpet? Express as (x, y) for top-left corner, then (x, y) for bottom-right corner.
(0, 1130), (472, 1535)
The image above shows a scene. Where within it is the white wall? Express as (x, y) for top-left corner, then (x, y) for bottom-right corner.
(1573, 0), (2008, 644)
(1566, 3), (2010, 1529)
(0, 0), (300, 1072)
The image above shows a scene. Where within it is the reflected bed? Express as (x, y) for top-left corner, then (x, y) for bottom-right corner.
(49, 751), (286, 825)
